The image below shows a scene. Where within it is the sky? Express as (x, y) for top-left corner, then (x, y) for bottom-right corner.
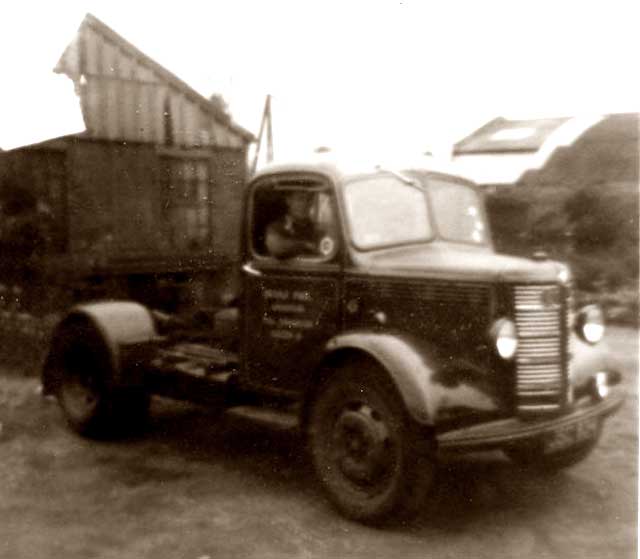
(1, 0), (638, 166)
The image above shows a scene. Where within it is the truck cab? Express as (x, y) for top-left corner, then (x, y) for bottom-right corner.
(43, 161), (625, 523)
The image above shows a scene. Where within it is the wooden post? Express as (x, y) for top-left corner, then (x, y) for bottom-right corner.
(251, 94), (273, 175)
(266, 95), (273, 163)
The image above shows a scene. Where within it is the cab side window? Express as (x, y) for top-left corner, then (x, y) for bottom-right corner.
(251, 184), (338, 262)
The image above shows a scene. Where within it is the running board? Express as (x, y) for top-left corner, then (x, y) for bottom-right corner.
(225, 405), (300, 431)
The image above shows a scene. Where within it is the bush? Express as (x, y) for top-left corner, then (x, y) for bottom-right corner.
(487, 184), (638, 280)
(564, 184), (639, 255)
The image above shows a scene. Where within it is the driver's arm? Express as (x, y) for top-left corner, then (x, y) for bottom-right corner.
(265, 223), (316, 259)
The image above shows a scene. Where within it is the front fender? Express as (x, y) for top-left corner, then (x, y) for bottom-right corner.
(325, 331), (499, 426)
(43, 301), (158, 394)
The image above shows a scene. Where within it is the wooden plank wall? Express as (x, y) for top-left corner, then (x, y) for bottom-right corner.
(66, 140), (161, 255)
(61, 21), (247, 150)
(65, 140), (117, 253)
(209, 147), (248, 261)
(0, 147), (68, 252)
(1, 137), (247, 274)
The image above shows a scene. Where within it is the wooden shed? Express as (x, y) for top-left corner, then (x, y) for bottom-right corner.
(0, 14), (254, 310)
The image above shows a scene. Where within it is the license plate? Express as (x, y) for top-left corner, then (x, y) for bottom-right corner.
(544, 417), (599, 454)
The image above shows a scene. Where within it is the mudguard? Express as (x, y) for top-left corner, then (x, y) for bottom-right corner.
(42, 301), (159, 394)
(569, 332), (623, 390)
(324, 331), (499, 426)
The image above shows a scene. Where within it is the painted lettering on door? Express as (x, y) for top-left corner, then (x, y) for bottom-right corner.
(263, 288), (316, 341)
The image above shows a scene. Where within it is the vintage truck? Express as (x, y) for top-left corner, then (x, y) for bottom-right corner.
(42, 161), (625, 523)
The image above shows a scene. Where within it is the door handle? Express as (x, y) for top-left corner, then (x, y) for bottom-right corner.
(242, 262), (263, 277)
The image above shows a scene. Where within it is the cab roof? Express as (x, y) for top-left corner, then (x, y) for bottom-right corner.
(251, 159), (477, 187)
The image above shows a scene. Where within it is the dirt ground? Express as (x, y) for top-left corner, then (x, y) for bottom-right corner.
(0, 327), (637, 559)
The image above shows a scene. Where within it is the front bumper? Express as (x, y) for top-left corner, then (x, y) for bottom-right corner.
(436, 385), (625, 452)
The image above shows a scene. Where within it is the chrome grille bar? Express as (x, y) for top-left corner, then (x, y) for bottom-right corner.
(514, 284), (568, 414)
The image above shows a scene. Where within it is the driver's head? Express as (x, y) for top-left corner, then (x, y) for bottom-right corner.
(285, 191), (314, 221)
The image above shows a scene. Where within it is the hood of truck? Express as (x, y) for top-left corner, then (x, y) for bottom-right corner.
(351, 242), (567, 284)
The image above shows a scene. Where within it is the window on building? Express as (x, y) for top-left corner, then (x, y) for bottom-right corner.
(161, 157), (212, 251)
(163, 97), (174, 146)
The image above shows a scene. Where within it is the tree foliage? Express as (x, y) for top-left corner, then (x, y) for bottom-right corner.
(486, 183), (639, 292)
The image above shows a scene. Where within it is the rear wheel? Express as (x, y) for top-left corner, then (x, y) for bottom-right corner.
(307, 361), (435, 523)
(55, 321), (149, 438)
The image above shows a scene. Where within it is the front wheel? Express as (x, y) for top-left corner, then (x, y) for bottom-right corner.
(307, 362), (435, 523)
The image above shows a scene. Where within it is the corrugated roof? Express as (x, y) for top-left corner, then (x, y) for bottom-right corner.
(453, 116), (571, 154)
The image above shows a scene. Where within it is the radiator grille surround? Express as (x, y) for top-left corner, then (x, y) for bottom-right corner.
(513, 284), (569, 414)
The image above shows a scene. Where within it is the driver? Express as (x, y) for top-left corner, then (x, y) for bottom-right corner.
(265, 190), (321, 259)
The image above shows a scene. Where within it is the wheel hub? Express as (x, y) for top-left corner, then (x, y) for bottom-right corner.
(61, 372), (99, 419)
(332, 404), (393, 486)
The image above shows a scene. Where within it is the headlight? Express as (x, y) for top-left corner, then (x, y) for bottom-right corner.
(557, 265), (571, 284)
(575, 304), (605, 344)
(490, 318), (518, 360)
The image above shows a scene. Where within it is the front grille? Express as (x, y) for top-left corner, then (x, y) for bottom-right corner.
(514, 284), (568, 414)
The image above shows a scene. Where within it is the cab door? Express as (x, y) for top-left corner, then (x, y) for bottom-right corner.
(241, 180), (341, 395)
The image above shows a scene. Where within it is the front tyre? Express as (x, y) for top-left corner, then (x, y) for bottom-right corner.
(307, 362), (435, 523)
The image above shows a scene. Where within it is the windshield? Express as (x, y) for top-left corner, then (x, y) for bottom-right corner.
(344, 176), (432, 249)
(428, 179), (487, 244)
(343, 174), (488, 249)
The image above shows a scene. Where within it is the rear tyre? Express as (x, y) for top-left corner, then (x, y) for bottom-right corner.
(54, 321), (149, 438)
(308, 361), (435, 523)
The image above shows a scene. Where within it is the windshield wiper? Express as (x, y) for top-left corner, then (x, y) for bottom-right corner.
(374, 167), (423, 190)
